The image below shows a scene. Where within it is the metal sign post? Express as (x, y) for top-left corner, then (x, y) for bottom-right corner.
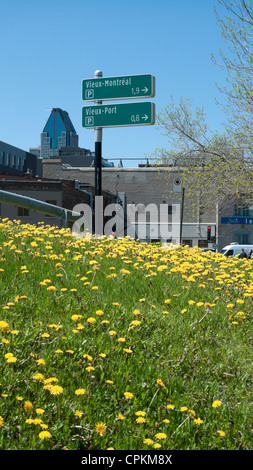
(94, 70), (102, 196)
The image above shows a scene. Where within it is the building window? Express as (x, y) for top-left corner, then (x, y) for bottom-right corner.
(234, 203), (250, 217)
(198, 239), (208, 248)
(182, 239), (193, 247)
(233, 231), (251, 244)
(17, 207), (29, 217)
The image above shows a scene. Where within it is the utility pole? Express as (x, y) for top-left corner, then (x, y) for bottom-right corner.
(180, 187), (185, 245)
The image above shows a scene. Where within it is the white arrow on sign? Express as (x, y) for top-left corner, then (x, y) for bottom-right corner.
(142, 114), (149, 121)
(141, 87), (149, 93)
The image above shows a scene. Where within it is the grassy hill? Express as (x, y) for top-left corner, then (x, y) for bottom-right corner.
(0, 219), (252, 450)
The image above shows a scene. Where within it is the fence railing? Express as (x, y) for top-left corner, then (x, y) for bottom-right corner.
(0, 190), (82, 228)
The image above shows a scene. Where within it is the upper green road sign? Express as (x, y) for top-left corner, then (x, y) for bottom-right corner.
(82, 74), (155, 101)
(82, 102), (155, 128)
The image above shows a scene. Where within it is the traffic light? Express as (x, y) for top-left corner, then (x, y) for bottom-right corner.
(207, 226), (211, 242)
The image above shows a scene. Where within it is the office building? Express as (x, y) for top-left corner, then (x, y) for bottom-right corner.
(0, 140), (41, 177)
(41, 108), (79, 159)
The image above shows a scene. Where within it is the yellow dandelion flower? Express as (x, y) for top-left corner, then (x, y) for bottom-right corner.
(124, 392), (134, 399)
(44, 377), (58, 384)
(75, 410), (84, 417)
(24, 401), (33, 412)
(109, 330), (117, 336)
(117, 413), (125, 420)
(32, 373), (45, 382)
(75, 389), (86, 395)
(131, 320), (141, 326)
(83, 354), (93, 362)
(194, 418), (203, 425)
(155, 432), (167, 440)
(143, 438), (153, 445)
(48, 385), (63, 396)
(153, 443), (161, 449)
(0, 321), (10, 332)
(6, 356), (17, 363)
(133, 309), (141, 315)
(95, 422), (106, 436)
(166, 404), (175, 410)
(36, 359), (46, 366)
(40, 423), (48, 429)
(136, 416), (146, 423)
(47, 285), (57, 291)
(39, 431), (52, 440)
(212, 400), (222, 408)
(5, 353), (14, 358)
(217, 430), (226, 437)
(33, 418), (44, 425)
(157, 378), (166, 389)
(71, 314), (82, 322)
(135, 411), (146, 416)
(96, 310), (104, 316)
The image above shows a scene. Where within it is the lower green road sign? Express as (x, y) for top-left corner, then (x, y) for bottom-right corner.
(82, 102), (155, 128)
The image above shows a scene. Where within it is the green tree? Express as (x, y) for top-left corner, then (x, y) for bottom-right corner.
(212, 0), (253, 151)
(154, 0), (253, 211)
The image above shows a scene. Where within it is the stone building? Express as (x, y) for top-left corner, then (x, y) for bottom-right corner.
(42, 160), (219, 247)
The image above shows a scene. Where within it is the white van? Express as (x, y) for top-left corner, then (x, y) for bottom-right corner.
(220, 243), (253, 257)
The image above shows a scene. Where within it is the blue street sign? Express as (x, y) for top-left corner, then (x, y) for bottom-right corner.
(221, 217), (253, 225)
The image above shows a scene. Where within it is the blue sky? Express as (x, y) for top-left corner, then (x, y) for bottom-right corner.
(1, 0), (228, 166)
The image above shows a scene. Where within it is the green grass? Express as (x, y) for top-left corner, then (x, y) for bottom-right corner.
(0, 219), (252, 450)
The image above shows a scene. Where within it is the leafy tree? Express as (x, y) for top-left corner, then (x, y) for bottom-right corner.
(212, 0), (253, 151)
(154, 0), (253, 212)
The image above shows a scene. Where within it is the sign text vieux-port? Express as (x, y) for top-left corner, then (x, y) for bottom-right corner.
(82, 101), (155, 129)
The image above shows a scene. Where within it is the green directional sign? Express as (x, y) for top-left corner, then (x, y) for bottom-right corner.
(82, 102), (155, 128)
(82, 74), (155, 101)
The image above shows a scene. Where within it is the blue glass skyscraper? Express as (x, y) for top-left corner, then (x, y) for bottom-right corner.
(41, 108), (79, 158)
